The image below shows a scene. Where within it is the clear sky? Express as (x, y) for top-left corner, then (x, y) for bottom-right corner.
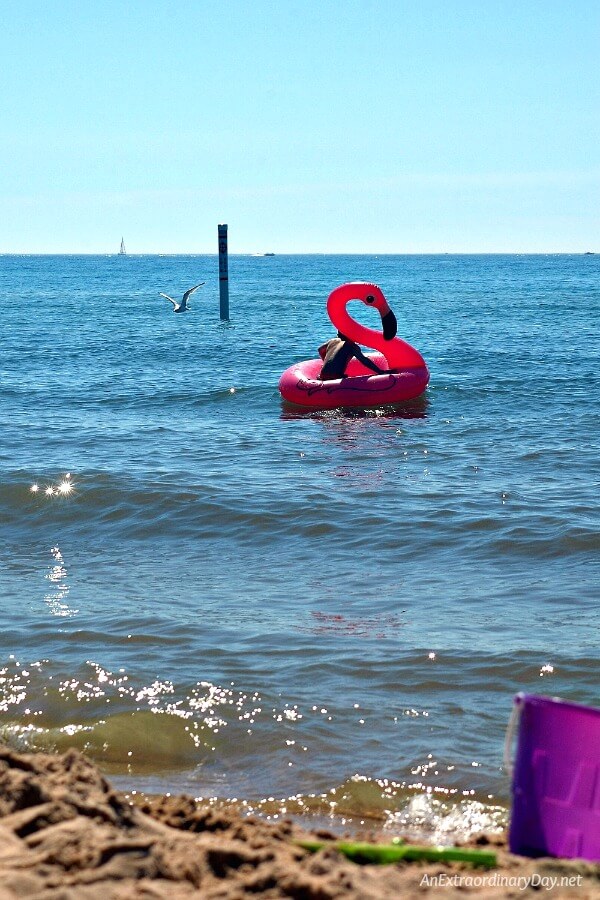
(1, 0), (598, 253)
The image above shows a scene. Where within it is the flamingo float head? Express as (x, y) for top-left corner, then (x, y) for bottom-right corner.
(363, 287), (397, 341)
(326, 282), (397, 341)
(326, 282), (427, 370)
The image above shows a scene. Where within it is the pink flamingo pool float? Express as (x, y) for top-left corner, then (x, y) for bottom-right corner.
(278, 282), (429, 409)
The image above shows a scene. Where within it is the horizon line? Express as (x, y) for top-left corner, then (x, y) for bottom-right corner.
(0, 250), (596, 257)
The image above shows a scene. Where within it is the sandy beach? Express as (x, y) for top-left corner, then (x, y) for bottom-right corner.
(0, 744), (598, 899)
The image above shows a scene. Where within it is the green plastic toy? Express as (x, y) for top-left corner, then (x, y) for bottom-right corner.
(298, 839), (497, 868)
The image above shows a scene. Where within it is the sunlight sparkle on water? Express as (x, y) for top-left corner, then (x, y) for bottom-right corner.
(44, 546), (78, 618)
(31, 473), (74, 499)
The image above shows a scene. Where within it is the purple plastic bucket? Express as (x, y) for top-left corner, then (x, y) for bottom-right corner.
(506, 693), (600, 861)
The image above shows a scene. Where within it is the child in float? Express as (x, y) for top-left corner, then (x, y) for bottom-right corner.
(318, 332), (390, 381)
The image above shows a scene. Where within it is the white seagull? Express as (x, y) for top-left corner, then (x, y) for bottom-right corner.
(159, 282), (205, 313)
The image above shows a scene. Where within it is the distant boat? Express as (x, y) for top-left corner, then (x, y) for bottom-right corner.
(584, 251), (595, 255)
(252, 252), (275, 256)
(119, 238), (126, 255)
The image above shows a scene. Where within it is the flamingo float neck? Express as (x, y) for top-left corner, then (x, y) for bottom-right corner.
(326, 283), (427, 370)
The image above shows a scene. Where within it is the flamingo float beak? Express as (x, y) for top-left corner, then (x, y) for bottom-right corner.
(381, 309), (397, 341)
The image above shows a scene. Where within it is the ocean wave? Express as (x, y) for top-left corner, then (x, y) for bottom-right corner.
(235, 775), (506, 842)
(1, 709), (210, 772)
(1, 468), (598, 562)
(1, 714), (507, 841)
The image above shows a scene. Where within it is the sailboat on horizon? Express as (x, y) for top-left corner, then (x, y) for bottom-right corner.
(119, 237), (126, 255)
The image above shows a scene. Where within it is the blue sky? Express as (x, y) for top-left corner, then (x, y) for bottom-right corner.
(1, 0), (598, 253)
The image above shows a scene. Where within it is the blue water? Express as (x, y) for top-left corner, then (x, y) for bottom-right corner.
(1, 254), (598, 839)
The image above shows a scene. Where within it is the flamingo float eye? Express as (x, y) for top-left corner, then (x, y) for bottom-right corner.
(365, 294), (375, 304)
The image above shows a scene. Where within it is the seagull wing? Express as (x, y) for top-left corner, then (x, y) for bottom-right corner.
(182, 282), (206, 304)
(159, 293), (177, 307)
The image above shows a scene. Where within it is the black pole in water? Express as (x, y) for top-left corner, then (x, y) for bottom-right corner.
(218, 224), (229, 321)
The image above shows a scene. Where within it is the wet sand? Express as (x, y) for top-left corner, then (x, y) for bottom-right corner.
(0, 744), (598, 898)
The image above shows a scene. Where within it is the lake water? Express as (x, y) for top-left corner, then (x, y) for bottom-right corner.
(1, 253), (598, 841)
